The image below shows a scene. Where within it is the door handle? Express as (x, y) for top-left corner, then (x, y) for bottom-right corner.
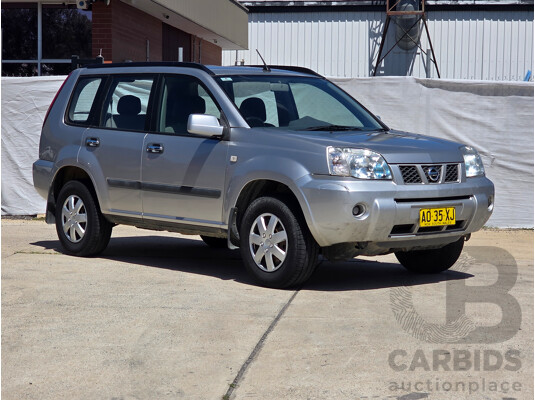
(146, 143), (164, 153)
(86, 137), (100, 147)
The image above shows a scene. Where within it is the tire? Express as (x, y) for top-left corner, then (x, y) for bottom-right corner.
(55, 180), (112, 256)
(200, 235), (228, 248)
(239, 196), (318, 288)
(395, 238), (464, 274)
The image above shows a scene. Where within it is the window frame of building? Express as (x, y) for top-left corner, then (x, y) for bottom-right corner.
(2, 2), (91, 76)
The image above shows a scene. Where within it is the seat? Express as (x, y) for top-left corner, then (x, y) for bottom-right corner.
(165, 95), (206, 134)
(110, 95), (146, 131)
(239, 97), (269, 127)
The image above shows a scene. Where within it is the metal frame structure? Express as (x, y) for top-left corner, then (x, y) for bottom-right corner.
(373, 0), (440, 78)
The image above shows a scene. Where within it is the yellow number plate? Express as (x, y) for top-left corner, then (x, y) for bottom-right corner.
(419, 207), (456, 227)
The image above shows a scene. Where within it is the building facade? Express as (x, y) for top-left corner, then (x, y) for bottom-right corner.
(223, 0), (534, 81)
(2, 0), (248, 76)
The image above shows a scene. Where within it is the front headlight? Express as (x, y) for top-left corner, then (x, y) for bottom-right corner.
(327, 147), (392, 180)
(461, 145), (485, 177)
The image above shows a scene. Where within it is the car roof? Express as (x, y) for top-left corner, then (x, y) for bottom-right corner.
(207, 65), (320, 77)
(83, 62), (321, 78)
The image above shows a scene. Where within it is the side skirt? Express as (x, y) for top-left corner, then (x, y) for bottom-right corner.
(104, 214), (227, 237)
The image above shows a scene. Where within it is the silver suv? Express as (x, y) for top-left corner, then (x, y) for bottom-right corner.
(33, 63), (494, 288)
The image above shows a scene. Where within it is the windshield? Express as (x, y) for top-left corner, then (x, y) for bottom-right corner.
(216, 75), (385, 132)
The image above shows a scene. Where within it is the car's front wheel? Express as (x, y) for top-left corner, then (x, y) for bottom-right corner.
(395, 238), (464, 274)
(55, 180), (112, 256)
(239, 196), (318, 288)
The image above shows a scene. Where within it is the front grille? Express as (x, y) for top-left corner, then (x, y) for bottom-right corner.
(445, 164), (459, 182)
(446, 220), (465, 230)
(417, 226), (444, 233)
(390, 224), (415, 235)
(390, 220), (466, 236)
(399, 166), (422, 184)
(422, 165), (442, 184)
(398, 164), (461, 185)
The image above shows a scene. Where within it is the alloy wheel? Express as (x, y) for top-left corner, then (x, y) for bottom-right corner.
(248, 213), (288, 272)
(61, 195), (87, 243)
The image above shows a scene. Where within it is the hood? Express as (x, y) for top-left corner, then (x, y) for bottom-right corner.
(288, 129), (465, 164)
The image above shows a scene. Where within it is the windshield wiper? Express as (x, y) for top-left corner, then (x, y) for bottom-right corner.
(303, 125), (363, 132)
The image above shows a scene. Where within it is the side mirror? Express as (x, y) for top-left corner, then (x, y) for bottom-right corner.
(376, 115), (382, 120)
(187, 114), (224, 137)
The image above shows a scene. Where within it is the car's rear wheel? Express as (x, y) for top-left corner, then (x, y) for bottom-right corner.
(55, 181), (112, 256)
(200, 235), (228, 248)
(395, 238), (464, 273)
(239, 196), (318, 288)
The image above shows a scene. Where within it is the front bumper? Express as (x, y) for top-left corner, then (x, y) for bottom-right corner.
(296, 174), (494, 250)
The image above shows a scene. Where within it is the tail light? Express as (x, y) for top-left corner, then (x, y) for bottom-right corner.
(42, 71), (72, 128)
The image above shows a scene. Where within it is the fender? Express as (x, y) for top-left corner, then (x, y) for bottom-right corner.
(224, 154), (320, 242)
(46, 160), (101, 224)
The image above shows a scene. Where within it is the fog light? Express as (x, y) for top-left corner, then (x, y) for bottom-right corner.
(488, 195), (494, 212)
(352, 203), (367, 218)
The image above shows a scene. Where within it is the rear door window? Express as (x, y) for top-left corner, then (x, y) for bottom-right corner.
(100, 76), (156, 132)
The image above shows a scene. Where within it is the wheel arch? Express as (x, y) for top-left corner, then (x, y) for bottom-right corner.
(229, 178), (312, 247)
(46, 165), (101, 223)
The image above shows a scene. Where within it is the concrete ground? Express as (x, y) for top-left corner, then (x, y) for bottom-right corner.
(2, 219), (533, 400)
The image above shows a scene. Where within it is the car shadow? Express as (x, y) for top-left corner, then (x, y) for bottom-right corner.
(32, 235), (251, 284)
(31, 235), (473, 291)
(303, 258), (472, 291)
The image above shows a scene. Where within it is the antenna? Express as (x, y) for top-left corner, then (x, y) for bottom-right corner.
(256, 49), (271, 72)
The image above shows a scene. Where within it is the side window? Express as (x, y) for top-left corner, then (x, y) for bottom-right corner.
(101, 76), (155, 132)
(67, 77), (102, 125)
(156, 75), (221, 135)
(233, 81), (279, 127)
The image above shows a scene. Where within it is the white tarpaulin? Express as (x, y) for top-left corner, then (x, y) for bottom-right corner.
(2, 76), (64, 216)
(1, 75), (533, 227)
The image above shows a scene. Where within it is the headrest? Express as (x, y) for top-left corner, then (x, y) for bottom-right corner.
(189, 96), (206, 115)
(239, 97), (266, 122)
(117, 95), (141, 115)
(171, 96), (206, 118)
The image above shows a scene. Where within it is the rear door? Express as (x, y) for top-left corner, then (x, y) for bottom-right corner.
(77, 74), (156, 217)
(141, 74), (229, 228)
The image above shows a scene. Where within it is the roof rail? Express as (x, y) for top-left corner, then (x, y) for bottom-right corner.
(245, 65), (323, 77)
(85, 61), (215, 75)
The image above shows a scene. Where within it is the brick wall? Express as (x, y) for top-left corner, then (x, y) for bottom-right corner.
(200, 39), (222, 66)
(92, 1), (162, 62)
(191, 37), (222, 66)
(111, 1), (162, 62)
(162, 23), (191, 62)
(92, 1), (221, 65)
(91, 2), (112, 60)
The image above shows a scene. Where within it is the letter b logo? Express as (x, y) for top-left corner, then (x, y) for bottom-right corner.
(390, 246), (521, 343)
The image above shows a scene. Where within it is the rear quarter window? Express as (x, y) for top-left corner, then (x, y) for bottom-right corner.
(66, 77), (103, 125)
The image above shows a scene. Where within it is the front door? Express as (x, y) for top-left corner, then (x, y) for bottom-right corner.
(141, 74), (229, 228)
